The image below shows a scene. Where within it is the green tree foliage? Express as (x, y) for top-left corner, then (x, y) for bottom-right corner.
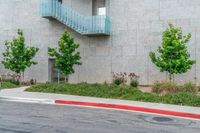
(149, 23), (196, 81)
(48, 30), (81, 81)
(2, 29), (39, 80)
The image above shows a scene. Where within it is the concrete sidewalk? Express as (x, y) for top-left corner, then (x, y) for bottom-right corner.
(0, 87), (200, 119)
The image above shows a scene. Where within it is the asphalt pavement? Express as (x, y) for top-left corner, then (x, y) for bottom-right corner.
(0, 100), (200, 133)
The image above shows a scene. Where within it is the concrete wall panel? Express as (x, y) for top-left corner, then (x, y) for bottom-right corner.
(0, 0), (200, 85)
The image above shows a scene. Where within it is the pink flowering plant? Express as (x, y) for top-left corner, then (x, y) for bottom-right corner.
(112, 72), (139, 87)
(1, 72), (21, 85)
(128, 73), (140, 87)
(112, 72), (127, 85)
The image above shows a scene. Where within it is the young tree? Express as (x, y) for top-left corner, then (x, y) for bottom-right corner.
(48, 30), (81, 82)
(149, 23), (196, 81)
(2, 29), (39, 82)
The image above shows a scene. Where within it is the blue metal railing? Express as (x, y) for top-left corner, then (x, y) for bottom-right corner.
(40, 0), (110, 35)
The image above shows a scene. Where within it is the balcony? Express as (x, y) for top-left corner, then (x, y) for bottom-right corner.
(40, 0), (110, 36)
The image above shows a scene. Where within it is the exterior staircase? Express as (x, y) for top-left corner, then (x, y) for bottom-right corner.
(40, 0), (110, 36)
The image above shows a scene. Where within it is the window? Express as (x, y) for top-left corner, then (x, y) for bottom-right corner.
(58, 0), (62, 3)
(98, 7), (106, 15)
(92, 0), (106, 16)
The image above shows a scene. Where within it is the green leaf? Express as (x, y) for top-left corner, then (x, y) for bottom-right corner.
(48, 30), (82, 77)
(148, 23), (195, 80)
(2, 29), (39, 74)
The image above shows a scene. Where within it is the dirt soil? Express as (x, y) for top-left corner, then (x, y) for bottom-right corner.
(139, 86), (152, 93)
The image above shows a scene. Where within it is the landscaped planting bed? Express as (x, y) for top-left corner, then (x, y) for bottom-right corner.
(26, 82), (200, 107)
(0, 81), (18, 89)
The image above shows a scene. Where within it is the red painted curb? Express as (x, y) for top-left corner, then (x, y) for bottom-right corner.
(55, 100), (200, 120)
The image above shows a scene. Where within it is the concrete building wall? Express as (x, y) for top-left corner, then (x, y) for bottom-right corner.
(107, 0), (200, 85)
(0, 0), (200, 85)
(63, 0), (93, 16)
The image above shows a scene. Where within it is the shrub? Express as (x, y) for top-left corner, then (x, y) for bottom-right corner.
(21, 79), (37, 86)
(3, 78), (20, 85)
(112, 72), (127, 85)
(152, 81), (179, 94)
(1, 73), (20, 85)
(130, 79), (139, 87)
(0, 81), (18, 89)
(151, 81), (162, 94)
(112, 78), (124, 85)
(152, 81), (198, 95)
(180, 82), (196, 93)
(112, 72), (140, 86)
(128, 72), (139, 87)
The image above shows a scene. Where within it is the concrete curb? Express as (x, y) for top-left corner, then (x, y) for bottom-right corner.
(1, 96), (200, 120)
(55, 100), (200, 120)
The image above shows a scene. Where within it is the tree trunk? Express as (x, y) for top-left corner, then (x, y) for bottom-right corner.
(64, 76), (67, 82)
(169, 73), (175, 82)
(22, 72), (24, 82)
(18, 72), (22, 86)
(0, 76), (2, 89)
(169, 73), (172, 82)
